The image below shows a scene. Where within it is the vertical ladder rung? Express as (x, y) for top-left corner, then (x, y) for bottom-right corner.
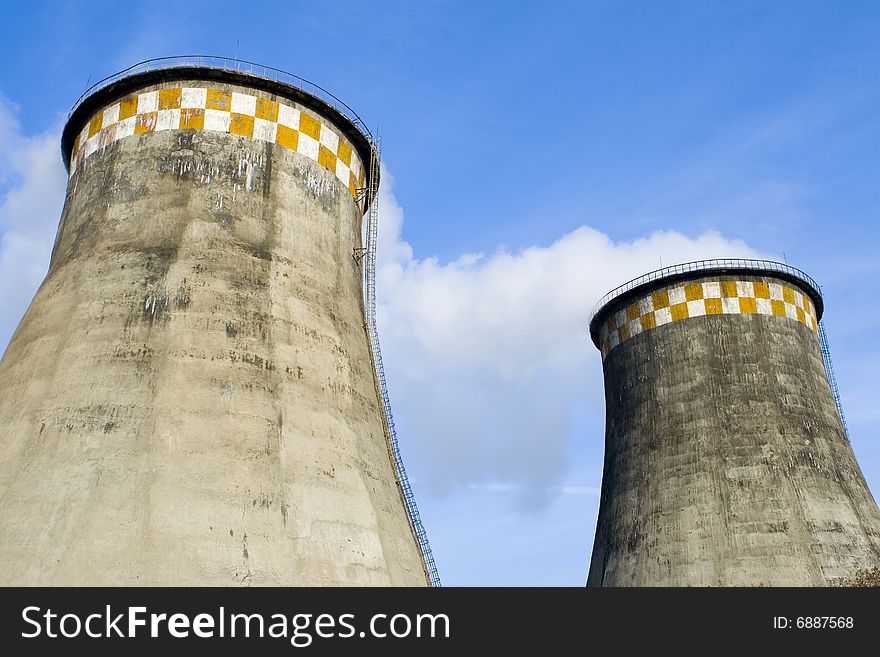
(360, 139), (440, 587)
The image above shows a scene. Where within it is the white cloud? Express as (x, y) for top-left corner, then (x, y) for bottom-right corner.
(374, 168), (769, 507)
(0, 97), (66, 351)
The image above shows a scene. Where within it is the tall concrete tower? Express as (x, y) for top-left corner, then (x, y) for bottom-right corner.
(587, 259), (880, 586)
(0, 57), (437, 586)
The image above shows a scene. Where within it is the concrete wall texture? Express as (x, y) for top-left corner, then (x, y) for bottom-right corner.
(588, 270), (880, 586)
(0, 71), (429, 585)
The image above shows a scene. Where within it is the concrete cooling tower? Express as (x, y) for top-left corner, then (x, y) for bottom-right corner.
(0, 57), (439, 586)
(587, 259), (880, 586)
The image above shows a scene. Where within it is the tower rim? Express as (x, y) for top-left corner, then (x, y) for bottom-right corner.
(589, 258), (824, 348)
(60, 55), (378, 200)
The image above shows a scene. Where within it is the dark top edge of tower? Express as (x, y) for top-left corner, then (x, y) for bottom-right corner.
(588, 258), (824, 346)
(60, 56), (378, 193)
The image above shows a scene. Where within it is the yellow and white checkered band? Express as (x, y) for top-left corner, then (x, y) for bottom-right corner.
(69, 86), (366, 200)
(597, 279), (820, 359)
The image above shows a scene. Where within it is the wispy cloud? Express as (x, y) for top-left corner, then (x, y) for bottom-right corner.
(469, 483), (601, 497)
(0, 95), (66, 352)
(556, 485), (601, 497)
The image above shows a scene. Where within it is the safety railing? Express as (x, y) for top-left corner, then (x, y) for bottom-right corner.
(68, 55), (375, 145)
(589, 258), (822, 323)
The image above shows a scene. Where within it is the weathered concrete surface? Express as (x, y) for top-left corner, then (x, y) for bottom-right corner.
(0, 78), (428, 586)
(588, 273), (880, 586)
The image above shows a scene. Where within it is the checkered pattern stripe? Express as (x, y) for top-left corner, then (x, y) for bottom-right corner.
(69, 87), (366, 199)
(598, 280), (819, 359)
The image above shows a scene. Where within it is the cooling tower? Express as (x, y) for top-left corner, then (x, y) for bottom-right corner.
(0, 57), (435, 586)
(587, 259), (880, 586)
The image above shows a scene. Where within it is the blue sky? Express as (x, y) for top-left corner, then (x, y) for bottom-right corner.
(1, 1), (879, 585)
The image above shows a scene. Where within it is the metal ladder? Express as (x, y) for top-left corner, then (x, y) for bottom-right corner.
(818, 320), (849, 438)
(361, 140), (441, 587)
